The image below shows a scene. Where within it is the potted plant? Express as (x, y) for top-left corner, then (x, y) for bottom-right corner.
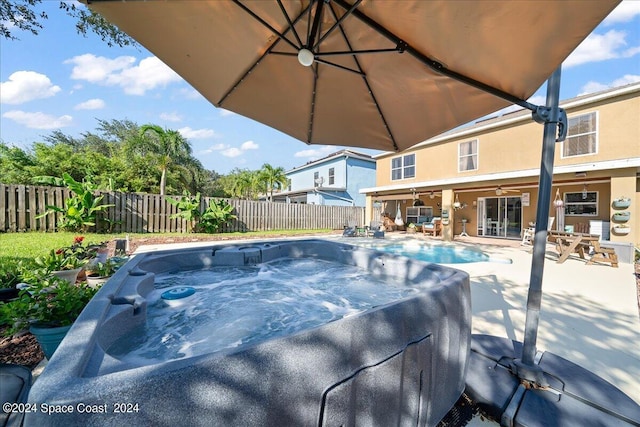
(85, 258), (124, 288)
(612, 224), (631, 235)
(33, 248), (87, 284)
(612, 211), (631, 222)
(612, 196), (631, 209)
(0, 275), (99, 359)
(32, 236), (105, 284)
(407, 223), (417, 233)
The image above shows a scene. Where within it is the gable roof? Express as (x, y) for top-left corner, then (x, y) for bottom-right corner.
(286, 149), (375, 174)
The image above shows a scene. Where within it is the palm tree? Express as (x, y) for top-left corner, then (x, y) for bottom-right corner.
(259, 163), (288, 202)
(138, 124), (192, 195)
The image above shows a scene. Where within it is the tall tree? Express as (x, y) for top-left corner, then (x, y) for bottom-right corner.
(259, 163), (288, 202)
(1, 0), (136, 47)
(138, 124), (192, 196)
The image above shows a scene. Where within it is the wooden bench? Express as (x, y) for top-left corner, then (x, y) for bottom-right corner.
(587, 240), (619, 268)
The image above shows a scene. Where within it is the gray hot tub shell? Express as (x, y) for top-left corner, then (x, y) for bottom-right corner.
(26, 239), (471, 426)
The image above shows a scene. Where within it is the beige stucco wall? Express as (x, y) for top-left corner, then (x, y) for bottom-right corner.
(376, 88), (640, 185)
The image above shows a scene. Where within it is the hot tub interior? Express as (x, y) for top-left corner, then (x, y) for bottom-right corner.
(26, 239), (471, 426)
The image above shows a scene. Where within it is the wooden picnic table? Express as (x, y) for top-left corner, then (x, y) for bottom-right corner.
(547, 231), (601, 264)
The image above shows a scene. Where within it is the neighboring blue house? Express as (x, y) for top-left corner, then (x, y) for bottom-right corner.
(272, 150), (376, 206)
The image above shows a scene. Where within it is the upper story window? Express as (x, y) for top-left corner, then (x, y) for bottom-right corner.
(458, 139), (478, 172)
(562, 112), (597, 158)
(313, 171), (320, 187)
(564, 191), (598, 216)
(391, 153), (415, 180)
(328, 167), (335, 185)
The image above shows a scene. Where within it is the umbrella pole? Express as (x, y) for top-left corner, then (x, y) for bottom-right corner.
(515, 67), (565, 386)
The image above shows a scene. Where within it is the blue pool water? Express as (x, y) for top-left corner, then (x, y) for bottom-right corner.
(367, 242), (491, 264)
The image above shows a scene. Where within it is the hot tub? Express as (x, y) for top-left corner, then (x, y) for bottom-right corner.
(26, 239), (471, 426)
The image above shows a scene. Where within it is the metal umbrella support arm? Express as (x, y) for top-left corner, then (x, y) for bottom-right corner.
(515, 67), (567, 386)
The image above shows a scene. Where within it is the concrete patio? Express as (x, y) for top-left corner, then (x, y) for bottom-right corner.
(410, 234), (640, 405)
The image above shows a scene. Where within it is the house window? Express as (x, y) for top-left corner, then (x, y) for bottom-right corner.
(458, 139), (478, 172)
(313, 171), (319, 187)
(328, 167), (335, 185)
(391, 154), (415, 180)
(562, 112), (597, 158)
(564, 191), (598, 216)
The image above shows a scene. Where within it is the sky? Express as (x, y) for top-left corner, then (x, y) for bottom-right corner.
(1, 1), (639, 175)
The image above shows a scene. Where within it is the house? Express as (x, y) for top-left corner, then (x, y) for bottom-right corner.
(271, 149), (376, 206)
(361, 83), (639, 253)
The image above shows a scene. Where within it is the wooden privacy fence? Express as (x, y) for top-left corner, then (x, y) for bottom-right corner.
(0, 184), (367, 233)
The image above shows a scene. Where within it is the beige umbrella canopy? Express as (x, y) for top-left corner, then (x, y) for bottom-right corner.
(84, 0), (618, 153)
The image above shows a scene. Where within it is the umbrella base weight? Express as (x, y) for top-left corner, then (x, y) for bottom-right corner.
(465, 334), (640, 426)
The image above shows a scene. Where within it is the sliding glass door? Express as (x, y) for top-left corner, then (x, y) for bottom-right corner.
(480, 196), (522, 238)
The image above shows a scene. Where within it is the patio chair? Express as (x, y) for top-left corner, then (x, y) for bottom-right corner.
(367, 220), (385, 238)
(422, 217), (442, 237)
(342, 220), (358, 237)
(587, 241), (618, 268)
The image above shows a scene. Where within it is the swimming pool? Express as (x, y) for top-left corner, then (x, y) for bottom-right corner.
(354, 240), (510, 264)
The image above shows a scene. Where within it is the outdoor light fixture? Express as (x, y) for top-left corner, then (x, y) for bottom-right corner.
(429, 191), (435, 199)
(582, 184), (588, 199)
(495, 187), (503, 196)
(298, 49), (314, 67)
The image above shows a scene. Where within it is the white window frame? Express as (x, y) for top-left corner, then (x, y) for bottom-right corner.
(391, 153), (416, 180)
(328, 167), (335, 185)
(458, 139), (479, 172)
(564, 191), (598, 217)
(561, 111), (598, 159)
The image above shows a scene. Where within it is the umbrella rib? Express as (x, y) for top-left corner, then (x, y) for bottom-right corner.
(313, 0), (362, 50)
(327, 3), (399, 151)
(276, 0), (303, 47)
(307, 63), (319, 143)
(220, 2), (311, 106)
(314, 58), (365, 76)
(331, 0), (537, 113)
(232, 0), (299, 51)
(314, 48), (400, 57)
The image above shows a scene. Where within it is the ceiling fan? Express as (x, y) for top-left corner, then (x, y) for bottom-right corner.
(419, 191), (442, 199)
(492, 186), (521, 196)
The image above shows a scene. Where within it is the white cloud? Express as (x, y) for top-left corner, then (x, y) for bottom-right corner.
(603, 0), (640, 25)
(221, 147), (243, 158)
(3, 110), (73, 129)
(160, 112), (182, 122)
(199, 143), (228, 154)
(1, 71), (61, 104)
(294, 145), (334, 158)
(578, 74), (640, 96)
(565, 30), (631, 67)
(240, 140), (258, 150)
(75, 98), (105, 110)
(65, 54), (182, 95)
(178, 126), (218, 139)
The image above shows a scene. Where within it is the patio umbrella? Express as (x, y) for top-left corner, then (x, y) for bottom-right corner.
(85, 0), (620, 385)
(84, 0), (617, 153)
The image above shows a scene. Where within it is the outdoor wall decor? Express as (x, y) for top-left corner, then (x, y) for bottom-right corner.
(612, 211), (631, 222)
(612, 197), (631, 209)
